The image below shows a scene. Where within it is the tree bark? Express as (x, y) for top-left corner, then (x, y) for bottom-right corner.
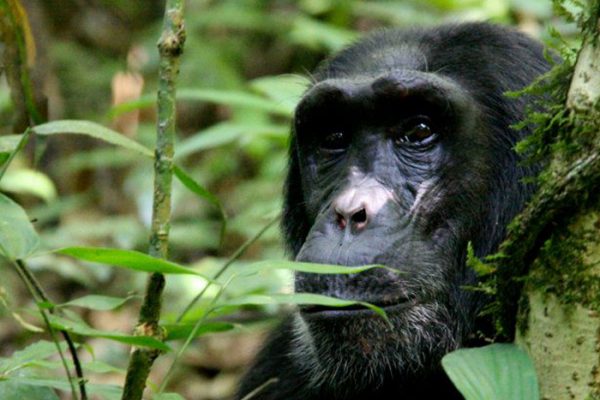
(515, 2), (600, 399)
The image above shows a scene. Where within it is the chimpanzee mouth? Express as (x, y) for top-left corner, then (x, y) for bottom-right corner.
(299, 298), (412, 318)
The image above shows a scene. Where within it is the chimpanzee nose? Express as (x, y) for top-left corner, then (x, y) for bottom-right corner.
(335, 205), (369, 231)
(332, 171), (395, 233)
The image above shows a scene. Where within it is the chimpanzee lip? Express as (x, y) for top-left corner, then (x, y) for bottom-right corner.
(299, 298), (411, 318)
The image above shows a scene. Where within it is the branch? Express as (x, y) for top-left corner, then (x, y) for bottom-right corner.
(121, 1), (185, 399)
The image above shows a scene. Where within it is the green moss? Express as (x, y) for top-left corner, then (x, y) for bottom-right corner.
(527, 224), (600, 311)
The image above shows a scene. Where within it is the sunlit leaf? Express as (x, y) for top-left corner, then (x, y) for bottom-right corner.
(0, 169), (57, 202)
(48, 315), (170, 352)
(62, 295), (132, 311)
(56, 247), (210, 279)
(0, 135), (21, 153)
(442, 344), (539, 400)
(33, 120), (153, 158)
(0, 193), (40, 260)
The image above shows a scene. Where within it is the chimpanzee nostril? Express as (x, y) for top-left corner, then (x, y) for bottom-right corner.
(351, 208), (367, 225)
(334, 206), (369, 231)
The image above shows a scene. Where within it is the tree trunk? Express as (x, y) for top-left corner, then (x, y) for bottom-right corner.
(515, 3), (600, 399)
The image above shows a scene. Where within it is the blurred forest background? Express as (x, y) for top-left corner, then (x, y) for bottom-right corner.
(0, 0), (579, 399)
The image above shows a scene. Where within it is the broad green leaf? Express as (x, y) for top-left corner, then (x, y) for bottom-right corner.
(109, 88), (291, 120)
(178, 88), (291, 116)
(239, 260), (387, 275)
(33, 120), (153, 157)
(288, 16), (357, 51)
(221, 293), (387, 321)
(0, 169), (57, 202)
(175, 122), (288, 160)
(442, 343), (539, 400)
(250, 75), (309, 114)
(56, 247), (209, 279)
(0, 193), (40, 260)
(48, 315), (170, 352)
(0, 380), (59, 400)
(7, 378), (122, 400)
(62, 294), (132, 311)
(163, 321), (234, 341)
(0, 135), (21, 153)
(0, 341), (66, 374)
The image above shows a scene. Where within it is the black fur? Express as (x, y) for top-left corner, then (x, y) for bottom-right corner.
(238, 22), (550, 400)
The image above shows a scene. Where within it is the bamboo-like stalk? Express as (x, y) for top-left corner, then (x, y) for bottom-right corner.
(121, 1), (185, 399)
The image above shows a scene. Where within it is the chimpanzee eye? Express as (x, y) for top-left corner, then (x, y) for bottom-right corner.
(392, 116), (437, 145)
(321, 131), (348, 151)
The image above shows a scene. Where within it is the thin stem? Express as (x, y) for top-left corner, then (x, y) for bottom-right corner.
(176, 214), (280, 323)
(121, 1), (185, 399)
(9, 258), (79, 399)
(158, 277), (232, 394)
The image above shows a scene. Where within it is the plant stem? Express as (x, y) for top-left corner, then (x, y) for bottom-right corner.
(121, 1), (185, 399)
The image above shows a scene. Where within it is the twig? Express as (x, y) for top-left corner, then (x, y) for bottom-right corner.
(8, 258), (82, 399)
(120, 1), (185, 399)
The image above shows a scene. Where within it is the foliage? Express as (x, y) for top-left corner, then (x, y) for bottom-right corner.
(0, 0), (578, 399)
(442, 344), (539, 400)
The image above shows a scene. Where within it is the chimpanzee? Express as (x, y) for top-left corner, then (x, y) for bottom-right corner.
(237, 22), (550, 399)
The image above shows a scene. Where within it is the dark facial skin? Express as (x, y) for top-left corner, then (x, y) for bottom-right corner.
(238, 22), (550, 400)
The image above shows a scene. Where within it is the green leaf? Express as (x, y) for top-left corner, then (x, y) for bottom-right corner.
(47, 315), (170, 352)
(109, 88), (291, 120)
(289, 16), (357, 51)
(221, 293), (388, 321)
(0, 380), (59, 400)
(0, 341), (66, 374)
(6, 378), (122, 400)
(173, 166), (227, 244)
(0, 193), (40, 260)
(62, 294), (132, 311)
(175, 122), (288, 160)
(173, 166), (220, 208)
(249, 75), (308, 115)
(178, 88), (291, 116)
(0, 135), (22, 153)
(163, 321), (234, 341)
(0, 169), (57, 202)
(56, 247), (209, 279)
(239, 260), (387, 275)
(33, 120), (153, 158)
(442, 343), (539, 400)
